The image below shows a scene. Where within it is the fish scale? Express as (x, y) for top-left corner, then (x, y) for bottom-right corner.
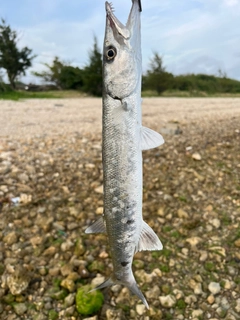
(85, 0), (164, 309)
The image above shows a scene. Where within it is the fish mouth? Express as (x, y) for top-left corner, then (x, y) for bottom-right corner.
(105, 0), (142, 39)
(105, 2), (130, 39)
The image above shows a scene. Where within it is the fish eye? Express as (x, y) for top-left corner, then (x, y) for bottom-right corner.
(106, 46), (117, 61)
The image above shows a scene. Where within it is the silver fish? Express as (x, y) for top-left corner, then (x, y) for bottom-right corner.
(85, 0), (164, 309)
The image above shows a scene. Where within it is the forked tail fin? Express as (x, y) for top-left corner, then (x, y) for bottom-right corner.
(90, 272), (149, 309)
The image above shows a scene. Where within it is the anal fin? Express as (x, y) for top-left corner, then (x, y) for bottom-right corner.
(85, 217), (106, 234)
(136, 221), (163, 252)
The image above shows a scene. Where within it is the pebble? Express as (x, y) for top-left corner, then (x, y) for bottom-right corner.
(192, 152), (202, 160)
(43, 246), (57, 256)
(159, 295), (176, 308)
(6, 271), (30, 295)
(146, 285), (160, 299)
(135, 269), (156, 283)
(94, 185), (103, 194)
(106, 308), (123, 320)
(96, 207), (103, 214)
(234, 239), (240, 247)
(60, 279), (75, 292)
(61, 240), (74, 252)
(208, 282), (221, 295)
(207, 295), (215, 304)
(91, 275), (105, 287)
(136, 304), (146, 315)
(0, 111), (239, 319)
(3, 232), (18, 245)
(194, 283), (203, 295)
(64, 293), (75, 307)
(13, 303), (27, 315)
(192, 309), (203, 318)
(211, 218), (221, 228)
(177, 208), (189, 219)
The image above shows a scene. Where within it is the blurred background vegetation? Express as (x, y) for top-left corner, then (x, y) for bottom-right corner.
(1, 19), (240, 99)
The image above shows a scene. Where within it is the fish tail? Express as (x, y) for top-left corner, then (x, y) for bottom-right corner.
(91, 273), (149, 309)
(124, 277), (149, 309)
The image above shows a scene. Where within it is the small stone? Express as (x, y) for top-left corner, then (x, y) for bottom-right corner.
(157, 207), (164, 216)
(136, 304), (146, 315)
(159, 295), (176, 308)
(74, 238), (85, 256)
(20, 193), (32, 204)
(192, 310), (203, 318)
(115, 287), (130, 304)
(99, 251), (108, 258)
(13, 302), (27, 315)
(192, 153), (202, 160)
(199, 251), (208, 262)
(211, 218), (221, 228)
(186, 237), (202, 247)
(177, 209), (189, 219)
(48, 268), (60, 276)
(60, 264), (73, 277)
(43, 246), (57, 256)
(62, 186), (70, 193)
(96, 207), (103, 215)
(61, 240), (74, 252)
(235, 298), (240, 312)
(135, 269), (156, 283)
(208, 282), (221, 295)
(194, 283), (203, 295)
(106, 309), (123, 320)
(30, 236), (43, 247)
(223, 279), (232, 290)
(64, 294), (75, 309)
(146, 285), (160, 299)
(216, 307), (227, 318)
(67, 272), (79, 281)
(6, 267), (30, 295)
(61, 279), (75, 292)
(3, 232), (18, 245)
(67, 222), (79, 230)
(207, 295), (215, 304)
(234, 239), (240, 247)
(91, 276), (105, 287)
(85, 163), (95, 169)
(94, 185), (103, 194)
(18, 173), (29, 183)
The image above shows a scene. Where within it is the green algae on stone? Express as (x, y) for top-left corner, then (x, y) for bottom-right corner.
(75, 285), (104, 315)
(48, 309), (59, 320)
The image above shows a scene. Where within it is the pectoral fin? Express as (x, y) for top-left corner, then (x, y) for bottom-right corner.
(136, 221), (163, 252)
(85, 217), (106, 234)
(141, 126), (164, 150)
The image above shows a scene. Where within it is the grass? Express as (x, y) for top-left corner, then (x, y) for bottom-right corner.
(0, 90), (86, 100)
(142, 90), (240, 98)
(1, 89), (240, 100)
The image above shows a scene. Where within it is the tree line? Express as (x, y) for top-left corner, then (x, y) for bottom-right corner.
(1, 19), (240, 96)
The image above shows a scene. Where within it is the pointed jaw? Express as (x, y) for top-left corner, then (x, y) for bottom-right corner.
(105, 0), (141, 41)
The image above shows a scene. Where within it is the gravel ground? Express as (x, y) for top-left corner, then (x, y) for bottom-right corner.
(0, 98), (240, 319)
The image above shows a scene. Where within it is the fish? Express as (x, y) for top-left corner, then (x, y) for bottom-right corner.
(85, 0), (164, 309)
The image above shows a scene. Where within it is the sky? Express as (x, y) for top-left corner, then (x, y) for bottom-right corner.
(1, 0), (240, 83)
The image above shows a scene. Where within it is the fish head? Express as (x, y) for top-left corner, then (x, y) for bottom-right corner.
(103, 1), (142, 100)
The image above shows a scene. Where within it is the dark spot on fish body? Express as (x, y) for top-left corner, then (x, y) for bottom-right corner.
(121, 261), (129, 267)
(127, 219), (134, 224)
